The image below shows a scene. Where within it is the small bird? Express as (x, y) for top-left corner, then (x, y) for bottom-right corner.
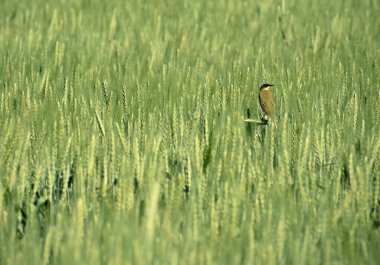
(258, 83), (275, 123)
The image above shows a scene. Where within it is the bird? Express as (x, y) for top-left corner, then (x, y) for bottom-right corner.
(258, 83), (275, 124)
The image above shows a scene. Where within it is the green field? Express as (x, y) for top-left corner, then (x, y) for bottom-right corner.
(1, 0), (380, 264)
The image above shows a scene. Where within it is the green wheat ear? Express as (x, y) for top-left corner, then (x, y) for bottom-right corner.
(0, 1), (379, 264)
(95, 109), (105, 137)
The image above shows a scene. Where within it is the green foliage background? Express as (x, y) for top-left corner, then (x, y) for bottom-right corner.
(0, 0), (379, 264)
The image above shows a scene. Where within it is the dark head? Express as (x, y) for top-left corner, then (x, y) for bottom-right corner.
(259, 83), (274, 91)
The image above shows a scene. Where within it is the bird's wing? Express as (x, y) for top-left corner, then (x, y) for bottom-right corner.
(259, 93), (268, 113)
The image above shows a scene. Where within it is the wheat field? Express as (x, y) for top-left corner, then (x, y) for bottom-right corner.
(0, 0), (380, 264)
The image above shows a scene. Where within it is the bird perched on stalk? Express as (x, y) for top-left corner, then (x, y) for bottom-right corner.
(258, 83), (275, 124)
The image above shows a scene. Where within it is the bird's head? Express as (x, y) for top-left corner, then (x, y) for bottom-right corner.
(260, 83), (274, 91)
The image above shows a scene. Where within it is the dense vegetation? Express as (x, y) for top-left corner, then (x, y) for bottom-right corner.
(0, 0), (379, 264)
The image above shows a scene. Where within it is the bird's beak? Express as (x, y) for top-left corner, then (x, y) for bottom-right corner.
(269, 84), (274, 87)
